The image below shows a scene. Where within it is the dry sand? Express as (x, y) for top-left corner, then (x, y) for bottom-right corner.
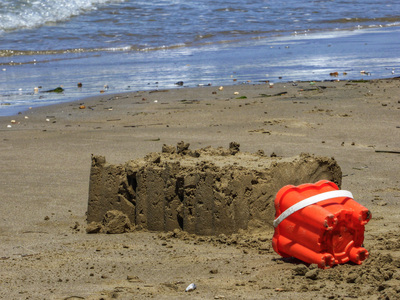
(0, 78), (399, 299)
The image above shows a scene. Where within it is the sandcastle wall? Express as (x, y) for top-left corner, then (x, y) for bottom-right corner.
(86, 143), (342, 234)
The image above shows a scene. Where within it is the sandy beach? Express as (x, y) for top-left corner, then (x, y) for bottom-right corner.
(0, 78), (399, 299)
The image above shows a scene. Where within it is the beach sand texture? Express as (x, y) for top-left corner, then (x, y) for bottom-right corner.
(0, 79), (400, 299)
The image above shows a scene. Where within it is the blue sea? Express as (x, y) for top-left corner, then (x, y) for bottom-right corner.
(1, 0), (400, 116)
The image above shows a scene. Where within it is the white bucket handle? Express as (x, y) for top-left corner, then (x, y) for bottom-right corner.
(273, 190), (353, 228)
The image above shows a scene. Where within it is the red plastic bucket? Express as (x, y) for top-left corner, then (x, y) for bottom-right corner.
(272, 180), (371, 269)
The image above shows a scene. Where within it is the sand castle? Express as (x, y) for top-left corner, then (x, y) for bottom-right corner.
(86, 142), (342, 235)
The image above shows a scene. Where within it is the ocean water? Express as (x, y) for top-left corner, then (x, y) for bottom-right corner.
(1, 0), (400, 116)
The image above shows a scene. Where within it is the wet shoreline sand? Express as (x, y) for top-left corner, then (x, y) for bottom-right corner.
(0, 79), (399, 299)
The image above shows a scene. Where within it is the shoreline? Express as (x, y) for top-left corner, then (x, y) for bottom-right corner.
(2, 25), (400, 117)
(0, 77), (399, 298)
(1, 76), (398, 119)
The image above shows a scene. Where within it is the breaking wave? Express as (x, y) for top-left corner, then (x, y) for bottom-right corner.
(0, 0), (123, 32)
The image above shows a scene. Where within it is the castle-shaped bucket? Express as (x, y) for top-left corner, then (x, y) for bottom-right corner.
(272, 180), (371, 269)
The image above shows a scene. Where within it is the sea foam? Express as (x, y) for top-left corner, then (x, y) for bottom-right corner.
(0, 0), (122, 32)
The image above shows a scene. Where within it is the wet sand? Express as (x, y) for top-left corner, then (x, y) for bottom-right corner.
(0, 79), (399, 299)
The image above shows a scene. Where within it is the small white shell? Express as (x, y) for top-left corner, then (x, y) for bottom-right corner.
(185, 283), (196, 292)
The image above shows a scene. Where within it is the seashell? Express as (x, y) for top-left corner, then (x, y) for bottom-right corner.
(234, 92), (239, 95)
(185, 283), (196, 292)
(79, 105), (86, 109)
(218, 86), (224, 91)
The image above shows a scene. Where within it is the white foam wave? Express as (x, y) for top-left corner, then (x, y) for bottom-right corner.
(0, 0), (122, 32)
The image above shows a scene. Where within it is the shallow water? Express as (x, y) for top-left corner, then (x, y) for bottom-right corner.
(1, 0), (400, 116)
